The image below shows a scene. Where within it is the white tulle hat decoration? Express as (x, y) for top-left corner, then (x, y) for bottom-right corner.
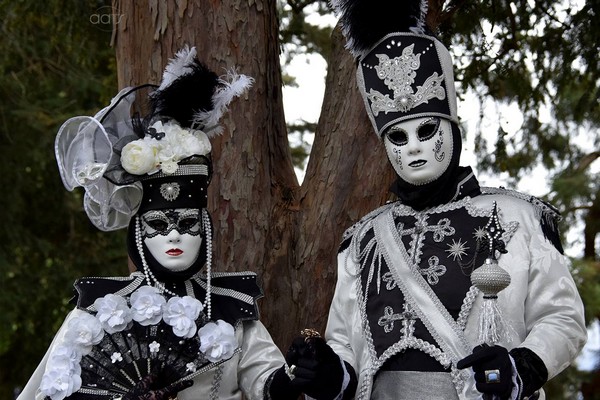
(54, 46), (253, 231)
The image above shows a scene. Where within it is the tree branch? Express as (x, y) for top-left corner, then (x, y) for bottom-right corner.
(576, 151), (600, 172)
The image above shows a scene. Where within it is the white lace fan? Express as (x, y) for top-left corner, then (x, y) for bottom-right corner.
(39, 286), (238, 399)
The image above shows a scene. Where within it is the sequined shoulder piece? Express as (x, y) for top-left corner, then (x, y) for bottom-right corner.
(195, 271), (263, 325)
(73, 274), (145, 309)
(481, 187), (564, 254)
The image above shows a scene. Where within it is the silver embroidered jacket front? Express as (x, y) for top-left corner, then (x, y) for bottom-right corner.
(324, 192), (586, 400)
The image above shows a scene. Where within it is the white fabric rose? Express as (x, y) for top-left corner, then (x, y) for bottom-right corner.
(161, 160), (179, 174)
(39, 368), (82, 400)
(122, 120), (212, 176)
(121, 139), (156, 175)
(46, 345), (81, 374)
(130, 286), (166, 326)
(93, 293), (132, 334)
(164, 124), (211, 158)
(64, 313), (104, 355)
(163, 296), (203, 338)
(152, 121), (179, 158)
(162, 123), (188, 153)
(40, 345), (82, 400)
(191, 131), (212, 155)
(198, 320), (238, 362)
(155, 142), (176, 162)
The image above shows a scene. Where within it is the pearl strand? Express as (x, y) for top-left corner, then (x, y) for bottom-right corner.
(135, 216), (177, 297)
(135, 212), (213, 317)
(202, 209), (212, 320)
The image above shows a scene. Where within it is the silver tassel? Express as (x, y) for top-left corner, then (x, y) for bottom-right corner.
(471, 202), (511, 345)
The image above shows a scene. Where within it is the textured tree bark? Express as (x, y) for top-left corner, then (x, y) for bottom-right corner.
(289, 27), (396, 338)
(112, 0), (395, 349)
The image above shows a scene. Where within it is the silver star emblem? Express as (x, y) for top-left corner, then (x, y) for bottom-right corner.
(473, 227), (487, 242)
(446, 238), (469, 261)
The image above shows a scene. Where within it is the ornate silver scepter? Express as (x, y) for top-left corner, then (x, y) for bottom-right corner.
(471, 201), (511, 346)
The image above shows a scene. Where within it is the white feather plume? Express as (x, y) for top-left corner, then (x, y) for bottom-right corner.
(193, 69), (254, 137)
(411, 0), (429, 36)
(157, 45), (198, 91)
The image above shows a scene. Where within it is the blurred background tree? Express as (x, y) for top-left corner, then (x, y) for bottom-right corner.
(0, 0), (124, 397)
(1, 0), (598, 398)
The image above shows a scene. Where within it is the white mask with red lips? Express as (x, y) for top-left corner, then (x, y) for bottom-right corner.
(383, 117), (454, 186)
(141, 208), (203, 272)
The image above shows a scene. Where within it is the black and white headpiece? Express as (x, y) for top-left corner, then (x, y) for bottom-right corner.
(330, 0), (458, 137)
(55, 46), (253, 230)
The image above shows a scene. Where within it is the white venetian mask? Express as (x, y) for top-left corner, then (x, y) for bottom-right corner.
(383, 117), (453, 185)
(141, 208), (203, 271)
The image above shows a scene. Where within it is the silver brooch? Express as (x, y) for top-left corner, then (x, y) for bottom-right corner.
(159, 182), (181, 201)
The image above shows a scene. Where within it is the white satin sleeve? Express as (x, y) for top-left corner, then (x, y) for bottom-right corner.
(237, 320), (286, 400)
(324, 247), (361, 371)
(517, 222), (587, 380)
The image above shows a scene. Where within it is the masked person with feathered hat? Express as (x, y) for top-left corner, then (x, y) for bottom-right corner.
(17, 46), (302, 400)
(280, 2), (587, 399)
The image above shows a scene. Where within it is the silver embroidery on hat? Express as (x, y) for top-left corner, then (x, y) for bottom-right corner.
(365, 43), (446, 116)
(160, 182), (181, 201)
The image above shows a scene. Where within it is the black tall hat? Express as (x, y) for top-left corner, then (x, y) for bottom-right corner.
(330, 0), (458, 137)
(55, 46), (253, 230)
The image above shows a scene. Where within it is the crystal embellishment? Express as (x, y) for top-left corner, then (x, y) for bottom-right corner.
(366, 43), (446, 116)
(160, 182), (181, 201)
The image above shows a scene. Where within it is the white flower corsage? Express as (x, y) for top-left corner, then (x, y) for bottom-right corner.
(120, 137), (157, 175)
(63, 313), (104, 355)
(198, 320), (238, 362)
(120, 120), (211, 175)
(130, 286), (166, 326)
(93, 293), (133, 334)
(163, 295), (203, 338)
(40, 344), (83, 400)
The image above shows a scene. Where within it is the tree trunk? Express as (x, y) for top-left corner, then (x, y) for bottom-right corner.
(112, 0), (395, 349)
(583, 187), (600, 260)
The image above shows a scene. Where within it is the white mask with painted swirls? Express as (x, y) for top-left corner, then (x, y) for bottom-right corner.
(383, 117), (453, 185)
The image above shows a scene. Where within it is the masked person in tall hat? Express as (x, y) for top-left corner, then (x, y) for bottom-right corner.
(281, 1), (587, 399)
(18, 46), (301, 400)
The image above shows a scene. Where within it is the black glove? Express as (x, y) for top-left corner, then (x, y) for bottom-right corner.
(457, 344), (513, 400)
(285, 336), (345, 400)
(267, 365), (302, 400)
(509, 347), (548, 398)
(122, 373), (193, 400)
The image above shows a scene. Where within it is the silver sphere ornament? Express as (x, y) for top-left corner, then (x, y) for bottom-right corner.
(471, 258), (511, 297)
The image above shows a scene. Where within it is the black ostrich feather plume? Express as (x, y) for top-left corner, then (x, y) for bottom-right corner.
(150, 51), (220, 131)
(148, 46), (253, 136)
(329, 0), (430, 58)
